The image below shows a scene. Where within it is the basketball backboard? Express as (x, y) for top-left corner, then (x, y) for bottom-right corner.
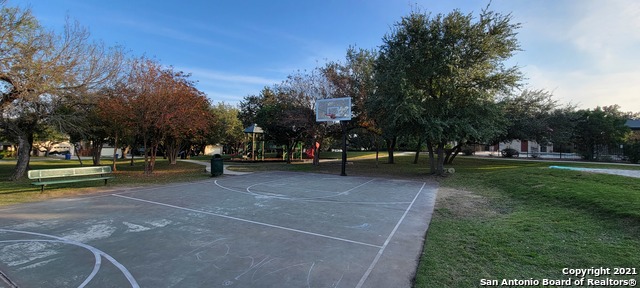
(316, 97), (352, 122)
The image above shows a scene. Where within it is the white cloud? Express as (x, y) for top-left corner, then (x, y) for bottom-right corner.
(569, 0), (640, 70)
(510, 0), (640, 112)
(524, 65), (640, 112)
(177, 67), (284, 104)
(182, 67), (281, 86)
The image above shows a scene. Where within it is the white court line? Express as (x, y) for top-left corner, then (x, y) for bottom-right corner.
(214, 180), (411, 205)
(111, 194), (382, 249)
(0, 239), (102, 288)
(245, 179), (376, 200)
(0, 229), (139, 288)
(355, 182), (427, 288)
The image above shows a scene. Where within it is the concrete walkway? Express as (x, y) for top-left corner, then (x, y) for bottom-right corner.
(549, 165), (640, 178)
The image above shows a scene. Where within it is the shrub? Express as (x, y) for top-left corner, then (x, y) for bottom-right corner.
(624, 142), (640, 164)
(501, 148), (519, 158)
(461, 146), (475, 156)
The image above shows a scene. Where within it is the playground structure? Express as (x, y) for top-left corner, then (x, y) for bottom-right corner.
(243, 124), (265, 161)
(241, 124), (310, 162)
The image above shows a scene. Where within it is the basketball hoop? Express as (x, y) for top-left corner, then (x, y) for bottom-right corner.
(315, 97), (351, 122)
(315, 97), (352, 176)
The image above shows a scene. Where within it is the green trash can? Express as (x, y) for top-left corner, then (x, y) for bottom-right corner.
(211, 154), (223, 177)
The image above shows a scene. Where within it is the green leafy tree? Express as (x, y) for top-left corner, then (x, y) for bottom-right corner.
(546, 107), (579, 154)
(573, 105), (630, 160)
(209, 103), (244, 154)
(254, 85), (315, 164)
(367, 43), (418, 164)
(372, 7), (522, 174)
(239, 94), (268, 128)
(498, 89), (561, 144)
(322, 48), (380, 167)
(31, 125), (68, 157)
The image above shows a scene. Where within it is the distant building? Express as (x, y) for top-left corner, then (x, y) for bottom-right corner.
(491, 140), (553, 155)
(204, 145), (223, 155)
(626, 119), (640, 131)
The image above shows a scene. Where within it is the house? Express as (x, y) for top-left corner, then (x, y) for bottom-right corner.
(626, 119), (640, 131)
(0, 142), (15, 156)
(491, 140), (553, 155)
(204, 144), (223, 155)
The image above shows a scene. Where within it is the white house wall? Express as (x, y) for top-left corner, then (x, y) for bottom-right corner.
(204, 145), (223, 155)
(100, 147), (123, 157)
(499, 140), (553, 153)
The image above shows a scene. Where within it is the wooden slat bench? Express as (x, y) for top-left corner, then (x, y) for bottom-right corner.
(28, 166), (114, 192)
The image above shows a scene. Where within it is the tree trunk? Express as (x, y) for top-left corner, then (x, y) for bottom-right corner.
(130, 146), (135, 166)
(413, 138), (422, 164)
(121, 145), (129, 159)
(74, 143), (84, 166)
(427, 141), (436, 174)
(444, 143), (462, 164)
(446, 144), (463, 164)
(436, 142), (446, 175)
(285, 142), (293, 164)
(375, 135), (379, 168)
(112, 133), (118, 171)
(165, 138), (180, 165)
(145, 143), (158, 175)
(386, 136), (397, 164)
(143, 136), (150, 175)
(10, 134), (32, 181)
(91, 140), (103, 166)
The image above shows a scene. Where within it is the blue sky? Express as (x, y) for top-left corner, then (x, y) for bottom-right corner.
(15, 0), (640, 112)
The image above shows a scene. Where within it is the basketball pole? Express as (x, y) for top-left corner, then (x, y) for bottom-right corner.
(341, 120), (347, 176)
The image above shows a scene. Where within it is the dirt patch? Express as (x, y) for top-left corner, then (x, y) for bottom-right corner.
(435, 187), (499, 219)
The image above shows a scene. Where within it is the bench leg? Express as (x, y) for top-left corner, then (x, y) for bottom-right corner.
(40, 185), (45, 193)
(104, 179), (108, 185)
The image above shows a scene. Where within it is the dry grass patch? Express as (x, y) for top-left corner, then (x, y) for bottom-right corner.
(435, 187), (499, 219)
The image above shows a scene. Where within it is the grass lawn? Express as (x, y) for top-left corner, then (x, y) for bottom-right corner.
(414, 158), (640, 287)
(0, 157), (210, 206)
(1, 153), (638, 286)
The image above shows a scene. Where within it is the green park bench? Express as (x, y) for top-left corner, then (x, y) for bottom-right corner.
(28, 166), (114, 192)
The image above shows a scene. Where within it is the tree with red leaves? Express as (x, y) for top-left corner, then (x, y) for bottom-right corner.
(121, 58), (211, 175)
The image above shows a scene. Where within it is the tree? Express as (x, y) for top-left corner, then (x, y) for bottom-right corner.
(254, 85), (315, 164)
(323, 47), (380, 167)
(238, 94), (265, 128)
(624, 130), (640, 163)
(0, 2), (124, 180)
(242, 69), (328, 165)
(31, 125), (68, 157)
(373, 7), (522, 174)
(94, 83), (133, 171)
(160, 73), (212, 165)
(546, 107), (579, 155)
(208, 103), (244, 154)
(368, 44), (420, 164)
(573, 105), (630, 160)
(120, 58), (210, 174)
(497, 89), (560, 144)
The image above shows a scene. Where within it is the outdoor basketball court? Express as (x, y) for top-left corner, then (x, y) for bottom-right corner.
(0, 171), (436, 288)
